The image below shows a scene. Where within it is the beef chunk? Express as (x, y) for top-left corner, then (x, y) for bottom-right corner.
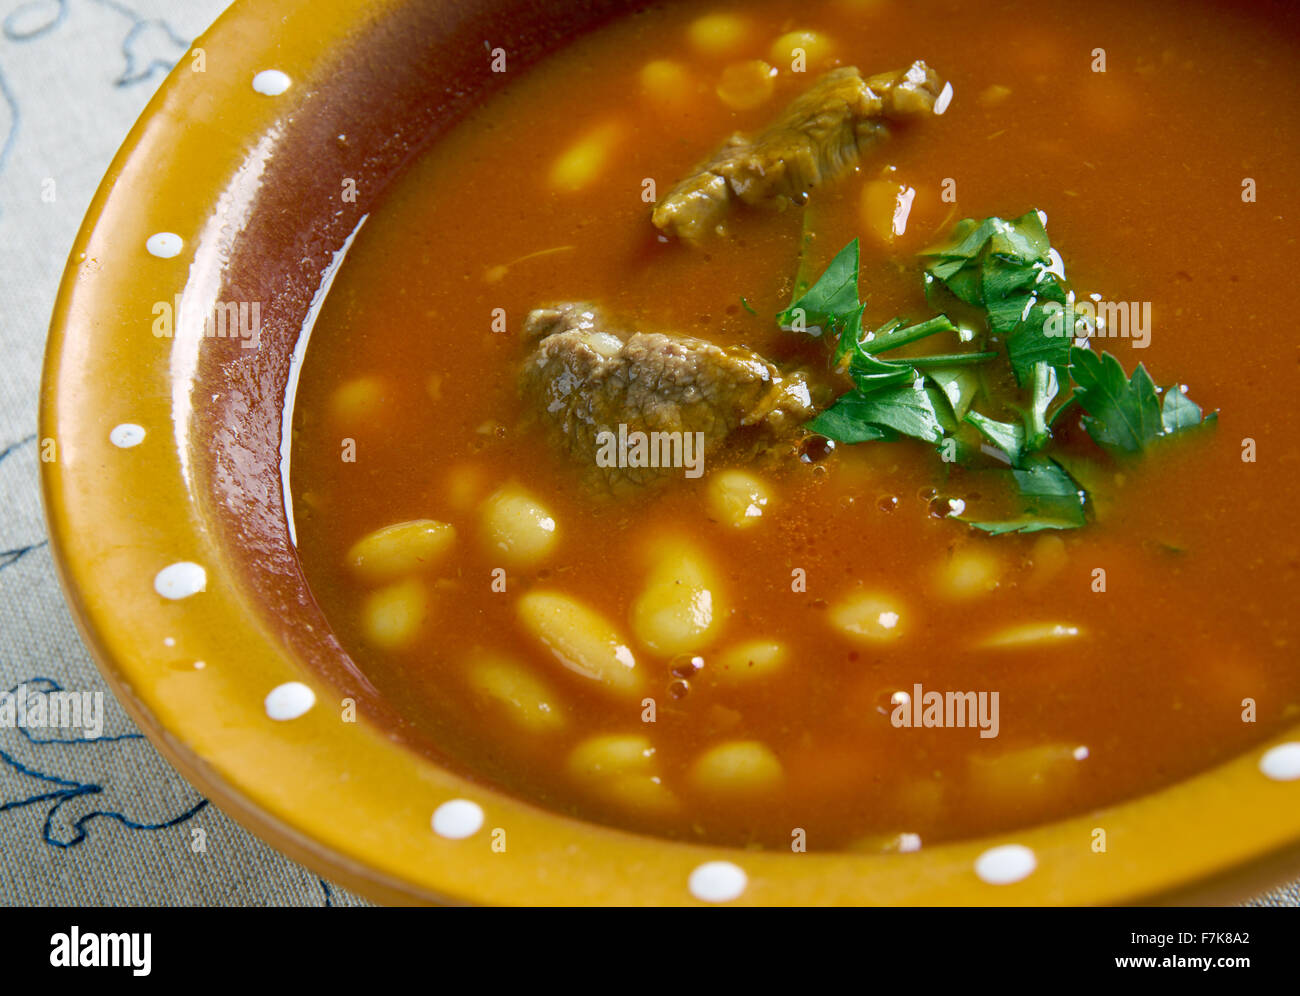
(520, 303), (814, 492)
(652, 62), (948, 245)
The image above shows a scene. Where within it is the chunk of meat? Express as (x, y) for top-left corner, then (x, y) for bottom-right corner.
(520, 303), (814, 493)
(653, 62), (948, 245)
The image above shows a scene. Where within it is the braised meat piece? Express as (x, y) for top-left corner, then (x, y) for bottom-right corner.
(520, 303), (814, 492)
(652, 61), (948, 244)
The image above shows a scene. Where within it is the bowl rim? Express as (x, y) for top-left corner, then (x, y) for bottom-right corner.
(39, 0), (1300, 906)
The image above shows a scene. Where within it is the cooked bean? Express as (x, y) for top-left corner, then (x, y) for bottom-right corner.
(466, 651), (566, 732)
(979, 621), (1081, 648)
(1028, 534), (1068, 585)
(713, 639), (786, 682)
(568, 733), (654, 776)
(444, 464), (487, 512)
(934, 547), (1000, 599)
(769, 29), (834, 69)
(967, 743), (1081, 809)
(362, 577), (428, 650)
(707, 469), (771, 529)
(548, 123), (621, 192)
(567, 734), (678, 814)
(345, 519), (455, 584)
(640, 59), (694, 106)
(687, 12), (752, 58)
(978, 83), (1012, 107)
(330, 375), (386, 423)
(861, 179), (915, 242)
(829, 590), (905, 642)
(517, 591), (642, 694)
(688, 740), (784, 795)
(716, 60), (776, 111)
(631, 539), (723, 655)
(481, 485), (558, 566)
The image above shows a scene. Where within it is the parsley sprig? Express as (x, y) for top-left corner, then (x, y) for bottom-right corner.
(777, 212), (1216, 534)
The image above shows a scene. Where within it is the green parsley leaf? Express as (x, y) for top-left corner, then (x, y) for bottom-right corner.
(805, 404), (897, 443)
(921, 211), (1075, 384)
(1004, 288), (1072, 379)
(862, 315), (959, 355)
(960, 456), (1088, 535)
(925, 365), (982, 420)
(1024, 361), (1060, 452)
(1069, 347), (1163, 454)
(773, 214), (1217, 540)
(1161, 385), (1214, 434)
(964, 411), (1027, 466)
(778, 238), (860, 336)
(809, 377), (947, 445)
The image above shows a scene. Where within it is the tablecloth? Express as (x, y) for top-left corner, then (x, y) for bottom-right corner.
(0, 0), (1293, 907)
(0, 0), (368, 907)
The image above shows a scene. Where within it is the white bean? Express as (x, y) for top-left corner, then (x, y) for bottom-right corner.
(1028, 534), (1068, 585)
(548, 123), (621, 192)
(688, 740), (784, 795)
(934, 547), (1001, 600)
(481, 484), (558, 567)
(829, 590), (905, 642)
(444, 464), (487, 512)
(567, 734), (679, 815)
(716, 60), (776, 111)
(640, 60), (694, 106)
(345, 519), (455, 584)
(861, 179), (915, 242)
(687, 13), (752, 58)
(466, 651), (566, 733)
(967, 743), (1081, 807)
(362, 577), (428, 650)
(707, 469), (771, 529)
(770, 29), (834, 70)
(978, 83), (1012, 107)
(330, 375), (386, 424)
(631, 539), (723, 655)
(517, 591), (642, 695)
(979, 622), (1081, 648)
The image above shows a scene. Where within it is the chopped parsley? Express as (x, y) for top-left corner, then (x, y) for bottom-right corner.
(775, 211), (1217, 535)
(1069, 346), (1215, 454)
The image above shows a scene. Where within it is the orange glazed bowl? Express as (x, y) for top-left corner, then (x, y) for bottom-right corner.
(40, 0), (1300, 905)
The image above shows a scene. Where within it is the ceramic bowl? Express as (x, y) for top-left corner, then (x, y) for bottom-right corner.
(40, 0), (1300, 904)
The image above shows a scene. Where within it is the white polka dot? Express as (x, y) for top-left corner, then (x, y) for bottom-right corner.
(1260, 742), (1300, 781)
(153, 561), (206, 600)
(193, 660), (206, 670)
(264, 681), (315, 720)
(432, 799), (484, 839)
(163, 636), (175, 648)
(109, 423), (146, 448)
(975, 844), (1036, 885)
(252, 69), (291, 96)
(689, 861), (747, 903)
(146, 232), (183, 258)
(1073, 745), (1090, 761)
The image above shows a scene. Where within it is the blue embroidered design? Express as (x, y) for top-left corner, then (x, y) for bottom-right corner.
(0, 677), (208, 847)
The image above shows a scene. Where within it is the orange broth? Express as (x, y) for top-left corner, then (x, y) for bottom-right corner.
(290, 0), (1300, 849)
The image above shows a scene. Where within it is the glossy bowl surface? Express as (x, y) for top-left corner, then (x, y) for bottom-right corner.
(40, 0), (1300, 904)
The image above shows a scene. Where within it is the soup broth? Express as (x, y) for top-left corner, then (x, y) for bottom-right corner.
(290, 0), (1300, 850)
